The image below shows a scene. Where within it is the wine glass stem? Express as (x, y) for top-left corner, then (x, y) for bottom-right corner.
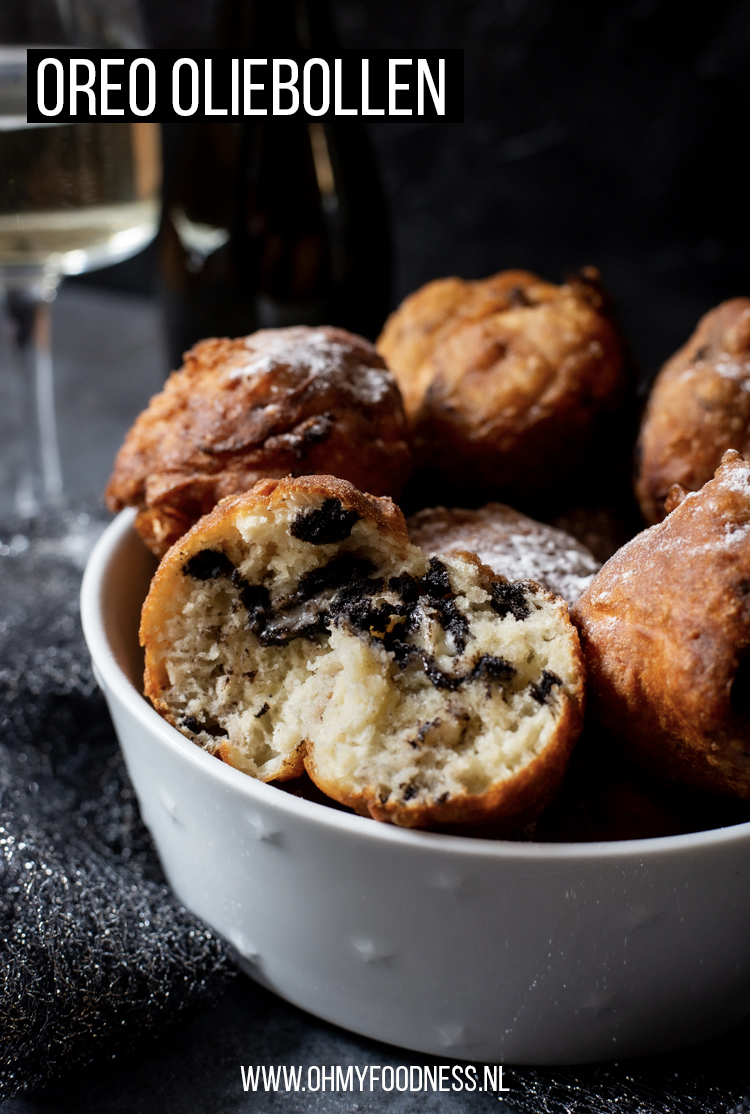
(1, 276), (63, 517)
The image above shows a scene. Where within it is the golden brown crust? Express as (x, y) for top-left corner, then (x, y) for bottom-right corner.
(141, 476), (584, 828)
(218, 738), (307, 782)
(140, 474), (409, 782)
(571, 450), (750, 798)
(108, 326), (412, 556)
(303, 556), (585, 833)
(377, 267), (629, 497)
(140, 473), (408, 642)
(377, 271), (540, 416)
(303, 683), (584, 836)
(140, 475), (408, 627)
(636, 298), (750, 524)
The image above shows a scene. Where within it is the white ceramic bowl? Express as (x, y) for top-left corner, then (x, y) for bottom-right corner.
(81, 509), (750, 1065)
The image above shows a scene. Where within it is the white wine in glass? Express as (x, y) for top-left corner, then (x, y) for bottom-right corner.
(0, 37), (161, 516)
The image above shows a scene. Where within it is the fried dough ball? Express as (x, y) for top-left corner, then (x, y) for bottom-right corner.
(531, 729), (750, 842)
(377, 267), (629, 497)
(571, 450), (750, 799)
(636, 298), (750, 524)
(407, 502), (600, 606)
(106, 326), (412, 557)
(141, 474), (585, 833)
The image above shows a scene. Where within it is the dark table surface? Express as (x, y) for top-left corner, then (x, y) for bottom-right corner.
(1, 287), (750, 1113)
(5, 973), (750, 1114)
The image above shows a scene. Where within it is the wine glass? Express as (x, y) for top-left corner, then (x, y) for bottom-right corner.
(0, 0), (161, 517)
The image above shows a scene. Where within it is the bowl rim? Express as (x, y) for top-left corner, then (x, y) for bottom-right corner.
(81, 507), (750, 864)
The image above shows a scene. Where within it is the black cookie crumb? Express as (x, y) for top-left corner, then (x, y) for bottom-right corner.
(290, 498), (359, 545)
(330, 577), (406, 639)
(258, 611), (329, 647)
(420, 656), (464, 690)
(388, 573), (420, 603)
(231, 573), (272, 633)
(254, 702), (270, 719)
(184, 549), (235, 581)
(296, 553), (374, 602)
(530, 669), (562, 705)
(416, 559), (469, 650)
(429, 597), (469, 653)
(490, 580), (531, 622)
(180, 714), (228, 738)
(405, 648), (518, 692)
(419, 557), (453, 601)
(470, 655), (516, 683)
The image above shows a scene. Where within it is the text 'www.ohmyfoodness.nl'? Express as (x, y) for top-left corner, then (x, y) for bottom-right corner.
(240, 1063), (511, 1094)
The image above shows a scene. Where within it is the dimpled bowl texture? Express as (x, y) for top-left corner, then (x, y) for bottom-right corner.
(81, 509), (750, 1065)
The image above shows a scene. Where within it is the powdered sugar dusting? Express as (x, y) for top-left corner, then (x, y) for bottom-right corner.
(226, 327), (391, 406)
(408, 504), (601, 606)
(714, 356), (750, 382)
(718, 457), (750, 495)
(616, 452), (750, 578)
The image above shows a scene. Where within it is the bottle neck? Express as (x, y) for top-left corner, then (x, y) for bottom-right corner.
(215, 0), (337, 52)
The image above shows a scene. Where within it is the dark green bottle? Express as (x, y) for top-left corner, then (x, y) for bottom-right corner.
(159, 0), (392, 366)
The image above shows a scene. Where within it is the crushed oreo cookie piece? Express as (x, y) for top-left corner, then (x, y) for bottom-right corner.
(330, 576), (404, 634)
(428, 597), (469, 652)
(388, 573), (420, 603)
(230, 555), (381, 649)
(401, 557), (468, 650)
(180, 714), (228, 738)
(419, 557), (454, 600)
(470, 655), (516, 683)
(420, 655), (465, 690)
(530, 669), (562, 705)
(414, 559), (469, 651)
(254, 702), (270, 719)
(218, 540), (520, 695)
(258, 607), (330, 646)
(230, 573), (272, 635)
(290, 498), (359, 545)
(296, 553), (374, 602)
(406, 649), (517, 692)
(184, 549), (235, 581)
(490, 579), (532, 621)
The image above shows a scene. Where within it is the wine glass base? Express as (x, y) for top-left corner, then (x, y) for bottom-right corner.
(0, 273), (63, 517)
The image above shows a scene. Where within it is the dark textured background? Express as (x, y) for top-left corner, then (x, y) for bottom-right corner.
(77, 0), (750, 385)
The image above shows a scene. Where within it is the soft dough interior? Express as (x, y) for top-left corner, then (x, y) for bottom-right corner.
(150, 490), (579, 816)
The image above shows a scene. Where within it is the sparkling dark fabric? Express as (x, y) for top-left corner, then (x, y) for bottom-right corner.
(0, 507), (234, 1104)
